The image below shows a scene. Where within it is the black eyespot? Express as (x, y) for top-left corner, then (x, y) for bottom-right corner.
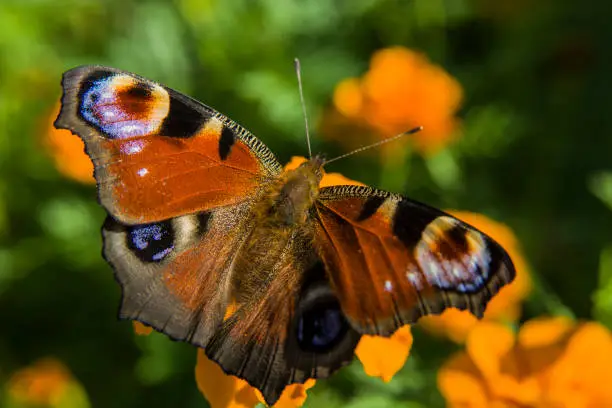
(127, 221), (174, 263)
(126, 84), (151, 99)
(297, 299), (348, 353)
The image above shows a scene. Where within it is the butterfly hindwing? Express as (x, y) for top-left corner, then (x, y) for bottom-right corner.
(55, 65), (282, 225)
(205, 233), (360, 406)
(314, 185), (515, 336)
(102, 201), (254, 347)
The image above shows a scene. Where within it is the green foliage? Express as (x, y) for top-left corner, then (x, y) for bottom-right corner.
(1, 0), (610, 407)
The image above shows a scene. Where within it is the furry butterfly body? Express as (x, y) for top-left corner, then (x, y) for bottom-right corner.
(55, 65), (515, 405)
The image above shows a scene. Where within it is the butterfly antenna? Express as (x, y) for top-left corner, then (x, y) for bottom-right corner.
(324, 126), (424, 165)
(294, 58), (312, 158)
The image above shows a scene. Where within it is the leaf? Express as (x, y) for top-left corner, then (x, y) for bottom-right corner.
(589, 172), (612, 212)
(593, 245), (612, 329)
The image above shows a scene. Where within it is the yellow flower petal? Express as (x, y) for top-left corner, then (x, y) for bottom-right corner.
(355, 325), (413, 382)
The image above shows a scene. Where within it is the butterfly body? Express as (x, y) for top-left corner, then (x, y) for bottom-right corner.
(55, 65), (516, 405)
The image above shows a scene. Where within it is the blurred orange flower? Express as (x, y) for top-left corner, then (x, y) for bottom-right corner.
(328, 46), (463, 155)
(418, 211), (531, 343)
(44, 102), (95, 184)
(438, 317), (612, 408)
(6, 357), (89, 407)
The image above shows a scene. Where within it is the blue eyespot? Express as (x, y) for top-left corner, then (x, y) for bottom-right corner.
(79, 74), (159, 139)
(297, 301), (347, 352)
(127, 221), (174, 263)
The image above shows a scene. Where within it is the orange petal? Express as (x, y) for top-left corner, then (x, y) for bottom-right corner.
(132, 321), (154, 336)
(44, 102), (95, 184)
(195, 349), (260, 408)
(320, 171), (365, 188)
(465, 321), (514, 378)
(517, 316), (574, 348)
(437, 353), (488, 408)
(254, 379), (316, 408)
(355, 325), (413, 382)
(7, 358), (72, 405)
(417, 309), (479, 343)
(549, 322), (612, 403)
(283, 156), (364, 188)
(284, 156), (308, 171)
(333, 77), (363, 118)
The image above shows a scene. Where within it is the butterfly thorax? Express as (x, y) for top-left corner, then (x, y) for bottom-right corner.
(230, 158), (323, 301)
(256, 156), (324, 227)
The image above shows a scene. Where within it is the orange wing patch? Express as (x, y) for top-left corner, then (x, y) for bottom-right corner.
(97, 120), (268, 224)
(315, 194), (429, 334)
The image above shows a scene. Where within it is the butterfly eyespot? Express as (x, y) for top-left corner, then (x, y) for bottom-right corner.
(127, 221), (175, 263)
(297, 300), (348, 353)
(294, 275), (351, 354)
(78, 73), (169, 139)
(416, 217), (492, 293)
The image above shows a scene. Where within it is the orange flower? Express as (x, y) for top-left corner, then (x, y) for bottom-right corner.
(418, 211), (531, 343)
(44, 102), (95, 184)
(328, 47), (463, 155)
(7, 357), (89, 407)
(8, 358), (71, 405)
(438, 317), (612, 407)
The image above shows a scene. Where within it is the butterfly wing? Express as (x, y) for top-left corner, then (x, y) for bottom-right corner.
(55, 65), (283, 348)
(314, 185), (516, 336)
(55, 65), (282, 224)
(102, 202), (255, 348)
(205, 232), (360, 406)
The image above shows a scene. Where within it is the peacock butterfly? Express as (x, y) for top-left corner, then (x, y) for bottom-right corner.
(54, 65), (515, 405)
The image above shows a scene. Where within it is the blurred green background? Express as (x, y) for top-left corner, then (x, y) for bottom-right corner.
(1, 0), (612, 407)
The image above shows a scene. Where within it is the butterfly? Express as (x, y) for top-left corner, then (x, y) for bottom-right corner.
(54, 65), (515, 406)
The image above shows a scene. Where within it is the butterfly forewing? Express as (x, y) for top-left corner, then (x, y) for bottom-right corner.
(54, 65), (282, 225)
